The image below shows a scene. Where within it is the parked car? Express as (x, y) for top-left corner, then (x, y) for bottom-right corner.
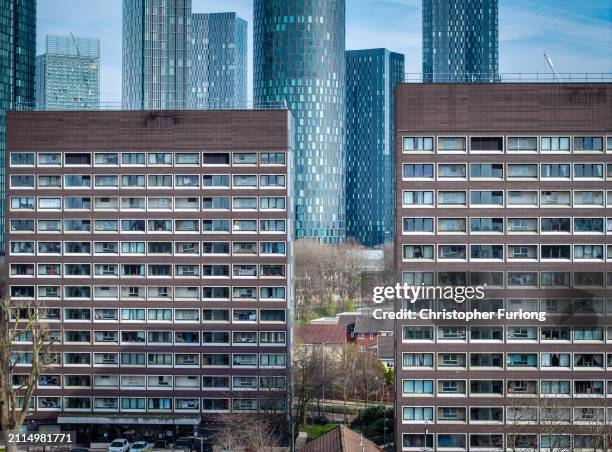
(129, 441), (151, 452)
(108, 438), (130, 452)
(151, 440), (169, 450)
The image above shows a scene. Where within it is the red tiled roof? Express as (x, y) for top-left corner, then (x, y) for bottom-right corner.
(295, 324), (347, 345)
(302, 425), (382, 452)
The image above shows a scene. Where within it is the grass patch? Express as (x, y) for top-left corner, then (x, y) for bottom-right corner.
(304, 423), (337, 439)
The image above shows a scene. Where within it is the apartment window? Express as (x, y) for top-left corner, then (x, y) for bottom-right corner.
(439, 191), (467, 205)
(403, 137), (433, 151)
(403, 218), (433, 233)
(403, 245), (433, 260)
(38, 153), (61, 166)
(202, 265), (229, 277)
(120, 175), (144, 188)
(402, 380), (433, 395)
(38, 175), (61, 188)
(403, 353), (433, 368)
(541, 245), (570, 260)
(471, 190), (503, 206)
(95, 175), (118, 187)
(174, 153), (199, 165)
(438, 137), (466, 151)
(574, 190), (604, 206)
(403, 191), (433, 206)
(402, 407), (433, 422)
(507, 136), (537, 151)
(574, 218), (604, 233)
(260, 196), (285, 210)
(575, 163), (604, 178)
(438, 245), (466, 260)
(541, 217), (570, 233)
(403, 163), (433, 178)
(64, 175), (91, 188)
(260, 152), (285, 165)
(471, 136), (503, 152)
(203, 153), (230, 165)
(94, 153), (118, 165)
(260, 175), (285, 187)
(471, 245), (503, 260)
(541, 136), (570, 152)
(507, 164), (537, 178)
(260, 242), (285, 255)
(574, 245), (604, 260)
(471, 353), (503, 368)
(233, 175), (257, 188)
(120, 153), (144, 165)
(438, 163), (466, 178)
(403, 272), (433, 286)
(10, 153), (34, 166)
(65, 153), (91, 165)
(11, 197), (34, 210)
(470, 163), (503, 178)
(144, 220), (170, 233)
(438, 218), (466, 233)
(470, 218), (503, 233)
(11, 175), (34, 188)
(542, 163), (571, 179)
(574, 136), (603, 151)
(147, 152), (172, 165)
(203, 175), (230, 188)
(403, 326), (433, 341)
(202, 196), (230, 210)
(147, 175), (172, 188)
(540, 272), (570, 288)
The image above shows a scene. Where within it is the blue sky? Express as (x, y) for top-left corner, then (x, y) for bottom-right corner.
(38, 0), (612, 102)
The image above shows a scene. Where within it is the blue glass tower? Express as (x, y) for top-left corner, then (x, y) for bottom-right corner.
(36, 35), (100, 110)
(0, 0), (36, 254)
(346, 49), (404, 247)
(422, 0), (498, 82)
(122, 0), (192, 110)
(191, 12), (247, 109)
(254, 0), (346, 243)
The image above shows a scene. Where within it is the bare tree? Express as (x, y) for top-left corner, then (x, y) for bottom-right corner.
(215, 414), (280, 451)
(0, 298), (57, 451)
(337, 343), (360, 424)
(294, 240), (368, 321)
(292, 343), (338, 428)
(354, 352), (385, 409)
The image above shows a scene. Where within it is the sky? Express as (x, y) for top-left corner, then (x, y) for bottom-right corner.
(37, 0), (612, 103)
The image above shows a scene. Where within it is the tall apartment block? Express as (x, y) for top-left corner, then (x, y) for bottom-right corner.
(191, 12), (247, 109)
(254, 0), (346, 243)
(395, 83), (612, 451)
(422, 0), (498, 83)
(346, 49), (404, 247)
(0, 0), (36, 255)
(122, 0), (192, 110)
(6, 109), (294, 442)
(36, 35), (100, 110)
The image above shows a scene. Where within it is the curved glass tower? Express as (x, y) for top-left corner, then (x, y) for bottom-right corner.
(423, 0), (498, 82)
(254, 0), (346, 243)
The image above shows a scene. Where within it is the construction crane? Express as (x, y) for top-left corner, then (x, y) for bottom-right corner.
(70, 32), (80, 57)
(544, 51), (560, 81)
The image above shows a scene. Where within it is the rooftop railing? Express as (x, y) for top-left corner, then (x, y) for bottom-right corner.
(11, 99), (288, 112)
(404, 72), (612, 83)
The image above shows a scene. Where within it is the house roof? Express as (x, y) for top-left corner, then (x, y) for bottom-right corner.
(295, 324), (347, 345)
(376, 335), (395, 359)
(301, 425), (382, 452)
(353, 315), (395, 334)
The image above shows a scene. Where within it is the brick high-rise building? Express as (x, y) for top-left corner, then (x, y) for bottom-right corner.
(394, 83), (612, 451)
(6, 109), (294, 442)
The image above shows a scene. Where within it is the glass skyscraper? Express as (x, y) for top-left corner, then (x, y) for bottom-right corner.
(122, 0), (191, 110)
(254, 0), (346, 243)
(191, 12), (247, 109)
(0, 0), (36, 255)
(36, 35), (100, 110)
(422, 0), (498, 82)
(346, 49), (404, 247)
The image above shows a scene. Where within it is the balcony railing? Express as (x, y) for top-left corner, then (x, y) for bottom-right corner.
(404, 72), (612, 83)
(11, 99), (288, 112)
